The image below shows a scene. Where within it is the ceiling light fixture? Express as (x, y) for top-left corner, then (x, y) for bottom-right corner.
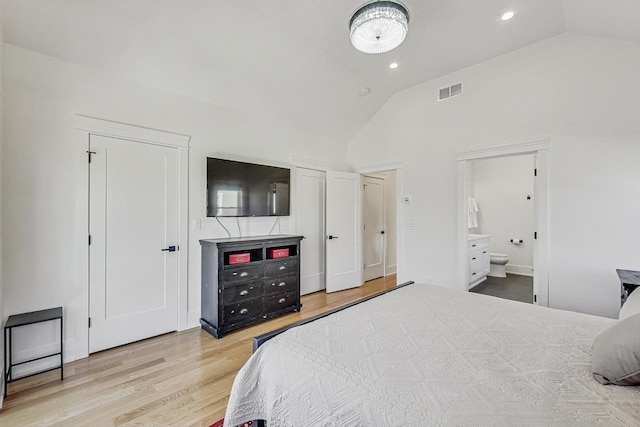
(389, 62), (399, 69)
(349, 1), (410, 55)
(501, 11), (514, 21)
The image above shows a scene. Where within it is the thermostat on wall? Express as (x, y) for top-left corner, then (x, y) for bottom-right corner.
(402, 195), (412, 204)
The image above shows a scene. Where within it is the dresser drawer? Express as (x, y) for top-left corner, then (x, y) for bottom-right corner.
(222, 264), (263, 286)
(263, 275), (298, 295)
(223, 281), (262, 304)
(223, 298), (262, 324)
(265, 258), (298, 276)
(263, 293), (297, 312)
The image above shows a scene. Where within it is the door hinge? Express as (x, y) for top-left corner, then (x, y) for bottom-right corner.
(87, 151), (96, 163)
(88, 317), (92, 328)
(88, 235), (92, 245)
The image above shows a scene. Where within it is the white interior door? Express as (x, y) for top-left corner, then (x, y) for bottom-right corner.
(326, 171), (362, 293)
(363, 176), (385, 281)
(89, 135), (179, 353)
(295, 168), (326, 295)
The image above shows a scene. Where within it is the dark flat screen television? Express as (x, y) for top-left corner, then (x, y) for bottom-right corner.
(207, 158), (290, 217)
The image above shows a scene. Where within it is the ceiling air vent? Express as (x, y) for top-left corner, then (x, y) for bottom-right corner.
(438, 82), (463, 101)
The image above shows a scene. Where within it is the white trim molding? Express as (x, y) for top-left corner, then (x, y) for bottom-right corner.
(457, 137), (550, 161)
(74, 115), (191, 148)
(355, 161), (404, 174)
(290, 155), (335, 171)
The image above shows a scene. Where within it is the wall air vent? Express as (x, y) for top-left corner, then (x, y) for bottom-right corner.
(438, 82), (463, 101)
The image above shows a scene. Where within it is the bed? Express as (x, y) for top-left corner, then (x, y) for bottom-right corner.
(224, 282), (640, 426)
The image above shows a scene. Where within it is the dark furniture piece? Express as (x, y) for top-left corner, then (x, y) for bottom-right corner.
(617, 269), (640, 307)
(200, 235), (303, 339)
(4, 307), (63, 397)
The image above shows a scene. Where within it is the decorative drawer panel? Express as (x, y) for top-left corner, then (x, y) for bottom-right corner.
(224, 298), (263, 324)
(265, 259), (298, 276)
(263, 275), (298, 296)
(222, 265), (263, 285)
(263, 293), (297, 313)
(223, 282), (263, 304)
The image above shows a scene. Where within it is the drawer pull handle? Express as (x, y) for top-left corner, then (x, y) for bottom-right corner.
(278, 282), (286, 287)
(472, 257), (476, 260)
(472, 273), (477, 276)
(240, 308), (248, 315)
(279, 266), (286, 270)
(472, 244), (476, 247)
(278, 298), (286, 304)
(239, 290), (249, 296)
(482, 251), (487, 254)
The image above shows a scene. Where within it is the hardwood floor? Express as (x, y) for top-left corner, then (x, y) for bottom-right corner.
(0, 275), (397, 426)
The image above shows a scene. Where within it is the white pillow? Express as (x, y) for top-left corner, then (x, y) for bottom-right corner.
(619, 289), (640, 320)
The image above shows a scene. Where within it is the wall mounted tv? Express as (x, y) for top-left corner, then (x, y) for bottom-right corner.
(207, 157), (290, 217)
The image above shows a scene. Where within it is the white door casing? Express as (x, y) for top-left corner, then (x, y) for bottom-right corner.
(89, 135), (179, 353)
(457, 138), (549, 306)
(326, 171), (362, 293)
(295, 168), (326, 295)
(363, 176), (385, 281)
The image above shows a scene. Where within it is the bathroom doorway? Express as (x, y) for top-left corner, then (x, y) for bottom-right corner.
(457, 139), (549, 307)
(468, 154), (535, 303)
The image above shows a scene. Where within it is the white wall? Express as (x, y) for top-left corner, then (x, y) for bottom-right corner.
(349, 33), (640, 319)
(2, 44), (349, 368)
(473, 155), (534, 275)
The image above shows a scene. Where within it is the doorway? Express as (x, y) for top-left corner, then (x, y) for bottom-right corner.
(295, 167), (363, 294)
(88, 135), (180, 353)
(362, 171), (398, 283)
(467, 154), (535, 303)
(457, 139), (549, 306)
(76, 115), (190, 356)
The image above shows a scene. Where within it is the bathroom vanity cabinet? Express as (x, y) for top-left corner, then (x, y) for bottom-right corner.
(468, 234), (490, 289)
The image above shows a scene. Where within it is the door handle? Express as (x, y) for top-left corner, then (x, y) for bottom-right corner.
(326, 235), (339, 240)
(380, 231), (385, 234)
(161, 245), (178, 252)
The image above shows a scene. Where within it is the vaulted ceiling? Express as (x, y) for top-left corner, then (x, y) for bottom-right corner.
(3, 0), (640, 143)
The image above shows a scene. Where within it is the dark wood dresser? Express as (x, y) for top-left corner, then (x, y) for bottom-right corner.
(200, 235), (303, 338)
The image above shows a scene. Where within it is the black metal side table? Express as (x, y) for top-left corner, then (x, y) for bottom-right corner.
(4, 307), (63, 397)
(616, 269), (640, 308)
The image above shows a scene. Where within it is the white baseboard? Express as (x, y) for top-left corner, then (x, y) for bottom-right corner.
(506, 264), (533, 277)
(187, 310), (201, 330)
(385, 265), (397, 275)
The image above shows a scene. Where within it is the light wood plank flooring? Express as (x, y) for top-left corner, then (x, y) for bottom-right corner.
(0, 275), (397, 426)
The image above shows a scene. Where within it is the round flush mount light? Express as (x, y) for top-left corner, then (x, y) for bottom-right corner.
(501, 11), (514, 21)
(359, 87), (372, 96)
(389, 62), (399, 69)
(350, 1), (410, 55)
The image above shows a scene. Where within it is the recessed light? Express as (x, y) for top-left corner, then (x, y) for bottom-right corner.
(359, 87), (371, 96)
(501, 11), (514, 21)
(389, 62), (399, 69)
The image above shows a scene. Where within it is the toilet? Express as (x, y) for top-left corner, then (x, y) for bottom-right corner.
(488, 253), (509, 278)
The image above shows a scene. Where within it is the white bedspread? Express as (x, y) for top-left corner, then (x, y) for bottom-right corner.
(224, 284), (640, 426)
